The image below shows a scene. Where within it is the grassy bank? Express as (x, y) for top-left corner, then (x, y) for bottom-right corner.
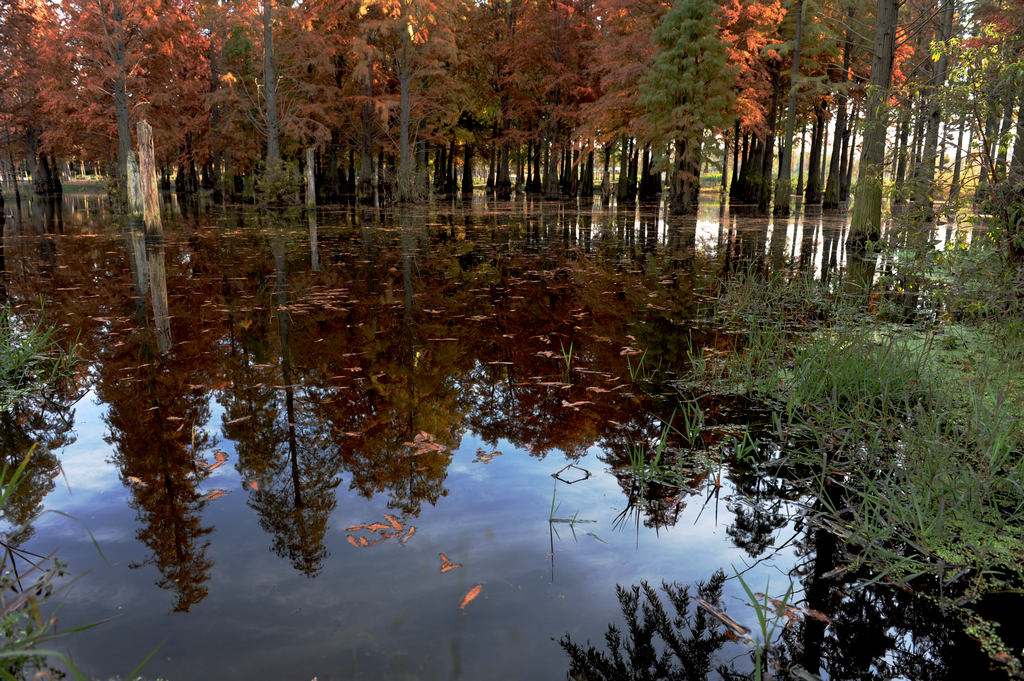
(1, 305), (85, 679)
(663, 229), (1024, 673)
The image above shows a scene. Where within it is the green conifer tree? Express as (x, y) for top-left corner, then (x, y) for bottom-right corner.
(640, 0), (736, 214)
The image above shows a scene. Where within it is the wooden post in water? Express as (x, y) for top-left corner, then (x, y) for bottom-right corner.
(306, 147), (316, 208)
(136, 120), (170, 351)
(137, 120), (162, 235)
(126, 151), (143, 219)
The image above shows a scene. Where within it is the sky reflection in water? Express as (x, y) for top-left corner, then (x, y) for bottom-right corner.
(1, 194), (987, 680)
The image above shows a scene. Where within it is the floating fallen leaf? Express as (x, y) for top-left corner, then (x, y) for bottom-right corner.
(200, 489), (230, 502)
(439, 553), (463, 573)
(695, 598), (750, 640)
(473, 449), (503, 464)
(460, 584), (482, 610)
(207, 451), (229, 471)
(346, 522), (392, 533)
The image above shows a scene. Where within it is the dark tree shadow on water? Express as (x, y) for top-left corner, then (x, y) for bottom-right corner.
(559, 571), (747, 681)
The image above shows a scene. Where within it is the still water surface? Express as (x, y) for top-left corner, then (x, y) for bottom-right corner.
(0, 193), (996, 680)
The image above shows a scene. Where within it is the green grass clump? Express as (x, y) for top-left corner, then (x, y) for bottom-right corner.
(683, 243), (1024, 668)
(1, 305), (77, 414)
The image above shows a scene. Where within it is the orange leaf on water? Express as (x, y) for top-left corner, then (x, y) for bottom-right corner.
(208, 451), (229, 471)
(439, 552), (463, 572)
(460, 584), (482, 609)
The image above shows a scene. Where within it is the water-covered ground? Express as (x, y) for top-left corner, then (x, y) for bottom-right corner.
(0, 192), (1000, 680)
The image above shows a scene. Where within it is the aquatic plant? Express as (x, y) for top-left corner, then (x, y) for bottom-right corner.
(690, 257), (1024, 671)
(1, 304), (78, 414)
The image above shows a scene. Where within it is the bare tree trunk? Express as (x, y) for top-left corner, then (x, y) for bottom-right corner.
(910, 0), (954, 220)
(848, 0), (898, 252)
(773, 0), (804, 216)
(462, 143), (474, 196)
(263, 0), (281, 167)
(305, 147), (316, 208)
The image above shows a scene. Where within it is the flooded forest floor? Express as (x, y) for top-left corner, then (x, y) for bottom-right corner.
(2, 191), (1024, 680)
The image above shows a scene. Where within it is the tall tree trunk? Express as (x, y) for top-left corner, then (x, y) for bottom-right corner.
(721, 135), (729, 193)
(263, 0), (281, 167)
(462, 143), (474, 196)
(396, 26), (415, 202)
(841, 103), (858, 200)
(848, 0), (898, 252)
(759, 71), (781, 211)
(804, 103), (825, 204)
(910, 0), (954, 220)
(948, 113), (966, 208)
(496, 127), (512, 199)
(994, 92), (1018, 181)
(774, 0), (805, 216)
(1011, 92), (1024, 177)
(545, 128), (560, 199)
(824, 5), (854, 209)
(616, 136), (631, 202)
(600, 143), (611, 205)
(670, 138), (700, 214)
(730, 122), (741, 196)
(796, 124), (807, 194)
(975, 103), (1000, 202)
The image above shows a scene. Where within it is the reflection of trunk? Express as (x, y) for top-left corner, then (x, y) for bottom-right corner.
(308, 208), (319, 272)
(797, 522), (838, 675)
(147, 236), (172, 354)
(272, 234), (302, 509)
(127, 224), (151, 326)
(843, 251), (877, 304)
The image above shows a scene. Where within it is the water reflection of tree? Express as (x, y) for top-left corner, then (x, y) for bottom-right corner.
(223, 217), (343, 576)
(98, 227), (217, 612)
(0, 353), (78, 543)
(101, 333), (215, 612)
(559, 571), (736, 680)
(331, 221), (464, 516)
